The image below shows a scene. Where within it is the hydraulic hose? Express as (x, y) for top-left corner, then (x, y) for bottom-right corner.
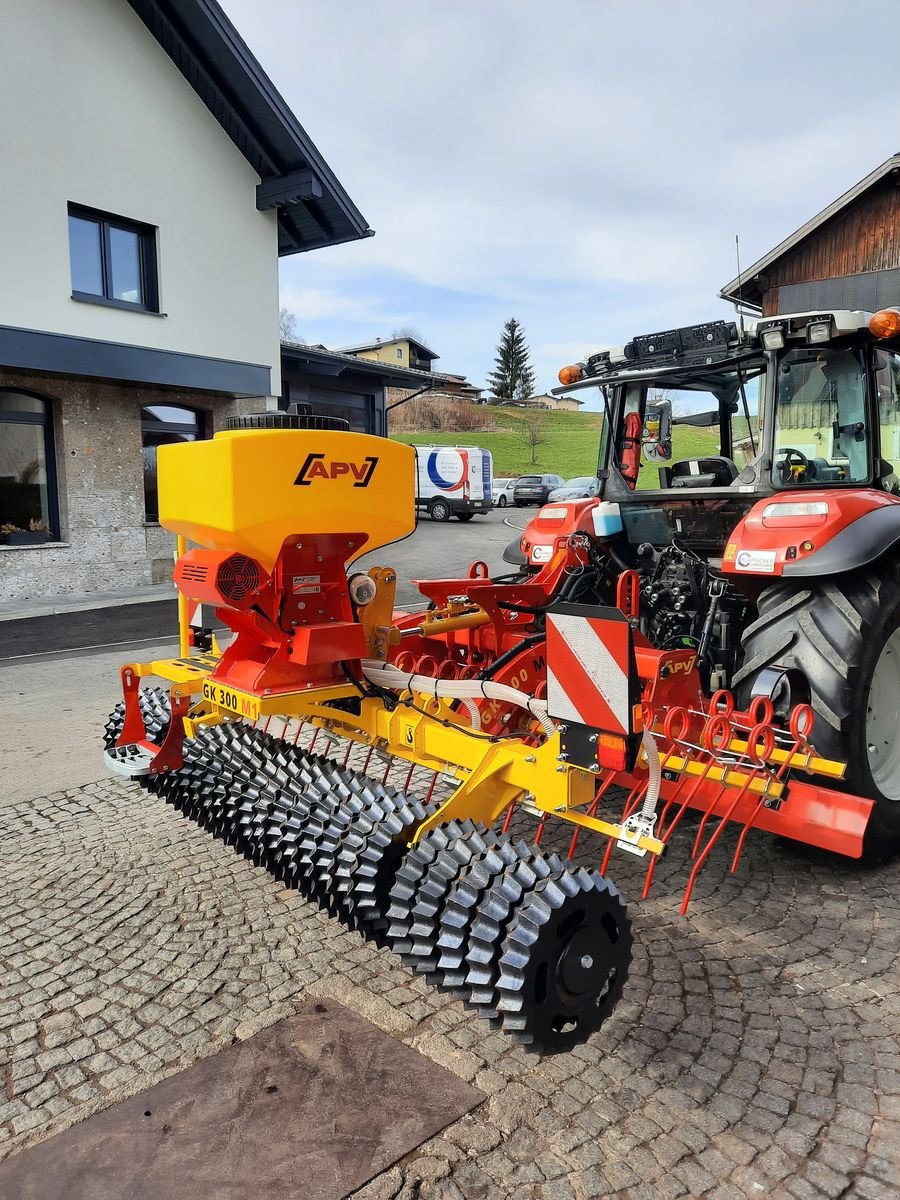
(361, 659), (555, 736)
(477, 632), (545, 681)
(639, 728), (661, 817)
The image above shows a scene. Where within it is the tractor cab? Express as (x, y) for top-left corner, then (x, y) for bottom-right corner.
(555, 309), (900, 560)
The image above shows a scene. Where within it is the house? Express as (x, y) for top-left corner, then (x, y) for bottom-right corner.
(281, 343), (434, 436)
(485, 393), (584, 412)
(340, 336), (439, 374)
(720, 153), (900, 315)
(0, 0), (370, 603)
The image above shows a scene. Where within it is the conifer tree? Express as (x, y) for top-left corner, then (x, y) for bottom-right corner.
(488, 318), (535, 402)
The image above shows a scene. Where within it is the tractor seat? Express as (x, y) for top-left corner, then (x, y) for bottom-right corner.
(668, 456), (739, 488)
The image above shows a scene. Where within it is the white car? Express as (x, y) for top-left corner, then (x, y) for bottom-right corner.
(492, 478), (518, 507)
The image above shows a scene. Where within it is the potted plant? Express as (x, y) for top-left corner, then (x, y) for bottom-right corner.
(1, 519), (52, 546)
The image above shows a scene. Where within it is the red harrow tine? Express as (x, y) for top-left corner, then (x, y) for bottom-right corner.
(568, 770), (618, 860)
(642, 706), (720, 899)
(728, 703), (816, 875)
(681, 713), (777, 915)
(600, 777), (649, 876)
(293, 721), (306, 746)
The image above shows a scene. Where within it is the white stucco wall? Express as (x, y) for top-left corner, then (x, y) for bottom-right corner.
(0, 0), (281, 392)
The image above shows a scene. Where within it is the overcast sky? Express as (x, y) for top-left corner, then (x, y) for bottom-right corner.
(226, 0), (897, 403)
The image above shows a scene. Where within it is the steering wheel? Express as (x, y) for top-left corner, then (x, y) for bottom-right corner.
(774, 446), (810, 484)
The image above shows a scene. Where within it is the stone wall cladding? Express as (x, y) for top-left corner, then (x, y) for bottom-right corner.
(0, 370), (259, 601)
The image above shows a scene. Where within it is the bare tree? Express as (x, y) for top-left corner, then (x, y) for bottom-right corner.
(521, 410), (548, 465)
(280, 306), (303, 343)
(392, 324), (427, 344)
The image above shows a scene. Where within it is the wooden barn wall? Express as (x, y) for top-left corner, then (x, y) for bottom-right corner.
(760, 176), (900, 314)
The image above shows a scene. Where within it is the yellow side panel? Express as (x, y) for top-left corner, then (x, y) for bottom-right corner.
(157, 429), (415, 569)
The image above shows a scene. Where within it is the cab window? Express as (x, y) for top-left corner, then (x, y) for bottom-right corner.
(875, 350), (900, 493)
(617, 376), (762, 490)
(772, 347), (868, 485)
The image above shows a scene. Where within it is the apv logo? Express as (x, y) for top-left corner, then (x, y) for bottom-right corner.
(294, 453), (378, 488)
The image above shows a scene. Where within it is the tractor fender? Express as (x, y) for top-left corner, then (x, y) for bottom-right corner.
(723, 489), (900, 579)
(782, 503), (900, 576)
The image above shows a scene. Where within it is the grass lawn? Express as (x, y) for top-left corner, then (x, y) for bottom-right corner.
(392, 407), (750, 483)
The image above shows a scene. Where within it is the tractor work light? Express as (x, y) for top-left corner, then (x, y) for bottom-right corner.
(762, 501), (829, 519)
(869, 308), (900, 339)
(806, 318), (833, 344)
(558, 363), (584, 385)
(760, 327), (785, 351)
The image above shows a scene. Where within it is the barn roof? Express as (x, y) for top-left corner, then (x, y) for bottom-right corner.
(719, 153), (900, 309)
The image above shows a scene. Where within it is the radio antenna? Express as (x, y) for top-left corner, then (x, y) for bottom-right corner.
(735, 234), (745, 337)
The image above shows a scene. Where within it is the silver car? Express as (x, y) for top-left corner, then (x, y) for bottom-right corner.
(548, 476), (600, 501)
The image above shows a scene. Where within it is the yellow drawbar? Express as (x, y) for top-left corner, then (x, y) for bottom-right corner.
(157, 429), (415, 570)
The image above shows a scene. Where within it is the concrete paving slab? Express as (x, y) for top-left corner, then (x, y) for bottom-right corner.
(0, 1003), (482, 1200)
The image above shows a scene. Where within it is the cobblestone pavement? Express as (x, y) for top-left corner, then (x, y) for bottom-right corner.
(1, 743), (898, 1199)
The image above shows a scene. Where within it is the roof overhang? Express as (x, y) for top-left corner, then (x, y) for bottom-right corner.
(719, 153), (900, 308)
(280, 343), (435, 389)
(126, 0), (373, 255)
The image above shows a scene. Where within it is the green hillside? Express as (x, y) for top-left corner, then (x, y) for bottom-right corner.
(392, 406), (748, 484)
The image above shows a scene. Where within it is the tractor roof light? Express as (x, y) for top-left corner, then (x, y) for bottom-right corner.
(869, 307), (900, 339)
(558, 363), (584, 386)
(806, 317), (833, 344)
(760, 326), (785, 351)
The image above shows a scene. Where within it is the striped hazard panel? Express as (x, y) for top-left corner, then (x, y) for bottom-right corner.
(546, 604), (641, 770)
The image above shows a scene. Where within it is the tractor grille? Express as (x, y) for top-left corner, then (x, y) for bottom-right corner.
(216, 554), (262, 602)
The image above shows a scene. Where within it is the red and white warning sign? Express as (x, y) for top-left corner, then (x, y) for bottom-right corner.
(546, 605), (638, 740)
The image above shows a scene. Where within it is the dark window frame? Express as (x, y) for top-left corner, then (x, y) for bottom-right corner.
(140, 404), (204, 522)
(68, 203), (160, 314)
(0, 388), (60, 541)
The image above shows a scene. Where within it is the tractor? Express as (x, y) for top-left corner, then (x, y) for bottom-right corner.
(101, 306), (900, 1054)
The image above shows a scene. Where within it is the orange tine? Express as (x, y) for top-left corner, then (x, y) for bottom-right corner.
(730, 714), (808, 873)
(689, 714), (735, 857)
(600, 777), (648, 876)
(567, 770), (618, 859)
(681, 767), (759, 914)
(682, 723), (774, 913)
(641, 759), (719, 899)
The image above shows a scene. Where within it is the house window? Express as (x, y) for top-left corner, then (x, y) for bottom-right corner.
(0, 392), (58, 544)
(396, 347), (403, 359)
(68, 204), (159, 312)
(141, 405), (202, 521)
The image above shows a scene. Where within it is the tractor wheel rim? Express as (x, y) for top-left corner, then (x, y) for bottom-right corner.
(866, 625), (900, 801)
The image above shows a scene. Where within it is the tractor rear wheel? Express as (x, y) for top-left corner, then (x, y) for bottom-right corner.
(735, 566), (900, 856)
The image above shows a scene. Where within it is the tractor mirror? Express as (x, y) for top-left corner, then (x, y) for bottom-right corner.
(642, 398), (673, 463)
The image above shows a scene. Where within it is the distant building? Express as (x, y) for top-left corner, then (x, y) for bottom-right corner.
(281, 343), (433, 436)
(340, 336), (439, 373)
(720, 153), (900, 315)
(485, 393), (584, 412)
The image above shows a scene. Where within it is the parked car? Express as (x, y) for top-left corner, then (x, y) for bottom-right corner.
(492, 477), (518, 507)
(548, 475), (600, 501)
(512, 474), (565, 506)
(414, 445), (494, 522)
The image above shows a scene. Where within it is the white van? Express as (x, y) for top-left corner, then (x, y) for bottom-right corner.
(414, 445), (494, 522)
